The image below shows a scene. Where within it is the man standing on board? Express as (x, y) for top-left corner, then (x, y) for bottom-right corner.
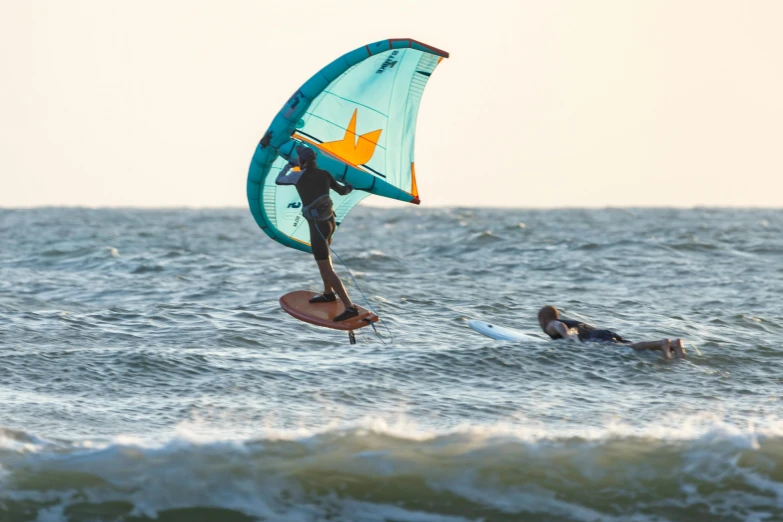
(276, 146), (359, 322)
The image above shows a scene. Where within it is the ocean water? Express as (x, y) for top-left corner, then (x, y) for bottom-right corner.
(1, 207), (782, 522)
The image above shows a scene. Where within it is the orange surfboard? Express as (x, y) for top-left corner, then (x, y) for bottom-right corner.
(279, 290), (379, 331)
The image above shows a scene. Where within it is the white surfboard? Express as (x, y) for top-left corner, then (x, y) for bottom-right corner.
(468, 320), (540, 342)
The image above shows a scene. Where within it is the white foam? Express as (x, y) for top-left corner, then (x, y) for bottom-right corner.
(0, 414), (781, 522)
(151, 410), (783, 452)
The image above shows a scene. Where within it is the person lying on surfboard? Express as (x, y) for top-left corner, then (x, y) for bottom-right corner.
(537, 305), (686, 359)
(275, 145), (359, 322)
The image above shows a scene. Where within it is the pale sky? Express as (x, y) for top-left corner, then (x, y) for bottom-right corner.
(1, 0), (781, 208)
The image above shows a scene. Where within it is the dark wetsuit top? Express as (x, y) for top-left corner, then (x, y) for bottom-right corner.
(294, 167), (350, 207)
(547, 319), (629, 344)
(293, 167), (351, 261)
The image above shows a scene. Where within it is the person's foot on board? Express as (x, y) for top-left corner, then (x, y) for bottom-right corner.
(309, 293), (336, 303)
(333, 306), (359, 322)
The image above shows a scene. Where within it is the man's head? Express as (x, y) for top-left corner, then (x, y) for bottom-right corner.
(537, 305), (559, 330)
(296, 146), (316, 169)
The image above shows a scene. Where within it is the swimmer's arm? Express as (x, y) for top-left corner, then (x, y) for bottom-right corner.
(547, 321), (579, 341)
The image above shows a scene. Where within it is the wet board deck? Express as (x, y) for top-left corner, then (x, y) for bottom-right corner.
(468, 320), (539, 342)
(280, 290), (379, 331)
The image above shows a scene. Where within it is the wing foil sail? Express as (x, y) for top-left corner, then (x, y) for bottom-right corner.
(247, 39), (447, 253)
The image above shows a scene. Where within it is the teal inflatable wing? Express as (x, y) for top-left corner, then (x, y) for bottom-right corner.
(247, 38), (448, 253)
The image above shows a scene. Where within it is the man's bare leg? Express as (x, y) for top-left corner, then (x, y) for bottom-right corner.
(671, 339), (686, 358)
(319, 272), (334, 296)
(630, 339), (672, 359)
(316, 258), (353, 308)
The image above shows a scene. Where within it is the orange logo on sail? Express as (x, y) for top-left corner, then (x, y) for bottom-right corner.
(318, 109), (382, 166)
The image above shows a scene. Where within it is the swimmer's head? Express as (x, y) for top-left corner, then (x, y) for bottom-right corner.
(538, 305), (559, 330)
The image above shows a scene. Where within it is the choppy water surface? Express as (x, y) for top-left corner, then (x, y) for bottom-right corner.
(1, 207), (782, 521)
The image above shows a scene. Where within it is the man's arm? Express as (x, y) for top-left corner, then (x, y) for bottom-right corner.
(329, 174), (353, 196)
(275, 162), (301, 185)
(546, 321), (579, 341)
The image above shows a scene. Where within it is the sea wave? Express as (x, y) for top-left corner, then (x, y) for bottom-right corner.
(2, 420), (782, 522)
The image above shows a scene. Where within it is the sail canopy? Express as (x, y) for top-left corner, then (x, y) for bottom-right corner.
(247, 38), (448, 253)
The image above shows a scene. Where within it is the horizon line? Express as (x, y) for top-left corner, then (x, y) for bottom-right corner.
(2, 204), (782, 211)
